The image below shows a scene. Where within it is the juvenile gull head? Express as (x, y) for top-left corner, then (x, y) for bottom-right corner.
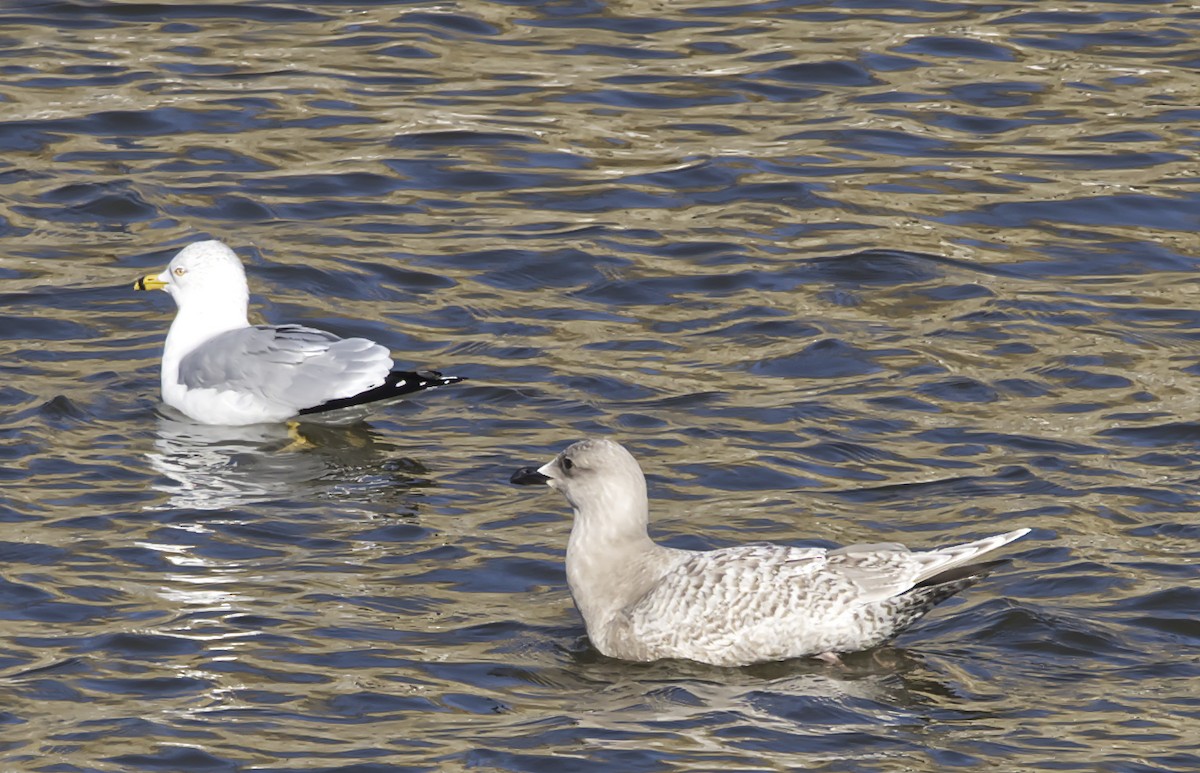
(512, 437), (1031, 667)
(134, 239), (463, 426)
(512, 437), (648, 529)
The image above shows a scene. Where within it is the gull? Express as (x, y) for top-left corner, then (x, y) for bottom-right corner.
(135, 240), (463, 426)
(511, 438), (1030, 667)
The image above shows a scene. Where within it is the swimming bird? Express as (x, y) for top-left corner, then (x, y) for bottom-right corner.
(511, 438), (1030, 667)
(135, 240), (463, 426)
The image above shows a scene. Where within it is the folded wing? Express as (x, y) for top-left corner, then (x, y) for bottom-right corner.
(178, 324), (392, 412)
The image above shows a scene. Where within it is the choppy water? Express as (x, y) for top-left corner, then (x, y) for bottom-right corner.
(2, 1), (1198, 770)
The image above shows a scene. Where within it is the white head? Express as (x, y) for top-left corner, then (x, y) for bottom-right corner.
(135, 240), (249, 312)
(511, 438), (650, 534)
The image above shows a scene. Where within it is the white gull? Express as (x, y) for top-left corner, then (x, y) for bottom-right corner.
(135, 240), (463, 426)
(511, 437), (1030, 667)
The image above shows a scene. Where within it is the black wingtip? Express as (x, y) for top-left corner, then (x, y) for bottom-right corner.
(297, 368), (466, 416)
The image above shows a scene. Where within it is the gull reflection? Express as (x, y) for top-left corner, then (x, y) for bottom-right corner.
(143, 413), (408, 511)
(532, 645), (950, 741)
(132, 413), (438, 714)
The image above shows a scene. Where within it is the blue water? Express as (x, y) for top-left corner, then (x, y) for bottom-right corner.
(1, 1), (1197, 770)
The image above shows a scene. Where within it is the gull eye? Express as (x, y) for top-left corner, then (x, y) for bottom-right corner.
(173, 267), (186, 277)
(562, 457), (574, 471)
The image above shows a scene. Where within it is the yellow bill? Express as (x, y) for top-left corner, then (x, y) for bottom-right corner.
(135, 272), (167, 291)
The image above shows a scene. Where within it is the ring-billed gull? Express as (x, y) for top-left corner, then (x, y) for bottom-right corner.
(511, 438), (1031, 666)
(135, 240), (464, 426)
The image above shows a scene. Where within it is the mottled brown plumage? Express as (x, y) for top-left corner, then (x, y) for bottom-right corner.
(512, 438), (1029, 667)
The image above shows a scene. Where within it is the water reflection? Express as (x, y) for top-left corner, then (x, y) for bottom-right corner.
(143, 413), (413, 511)
(568, 646), (937, 725)
(413, 646), (957, 766)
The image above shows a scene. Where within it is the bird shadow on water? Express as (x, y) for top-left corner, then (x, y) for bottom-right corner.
(142, 412), (432, 512)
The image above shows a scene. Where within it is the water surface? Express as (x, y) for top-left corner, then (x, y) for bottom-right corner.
(1, 1), (1198, 771)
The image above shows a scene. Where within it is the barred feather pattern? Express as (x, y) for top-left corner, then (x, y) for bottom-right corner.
(598, 535), (1022, 666)
(517, 438), (1030, 667)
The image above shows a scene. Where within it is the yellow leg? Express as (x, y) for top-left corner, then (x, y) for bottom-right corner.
(280, 420), (315, 452)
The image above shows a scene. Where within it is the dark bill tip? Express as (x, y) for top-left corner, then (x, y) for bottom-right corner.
(135, 273), (166, 292)
(510, 467), (550, 486)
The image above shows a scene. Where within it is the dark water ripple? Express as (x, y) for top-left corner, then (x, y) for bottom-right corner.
(1, 0), (1199, 770)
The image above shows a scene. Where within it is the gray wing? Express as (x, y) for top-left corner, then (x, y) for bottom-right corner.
(824, 530), (1030, 603)
(178, 324), (393, 410)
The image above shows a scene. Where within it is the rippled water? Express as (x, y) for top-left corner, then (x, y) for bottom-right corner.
(2, 1), (1198, 770)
